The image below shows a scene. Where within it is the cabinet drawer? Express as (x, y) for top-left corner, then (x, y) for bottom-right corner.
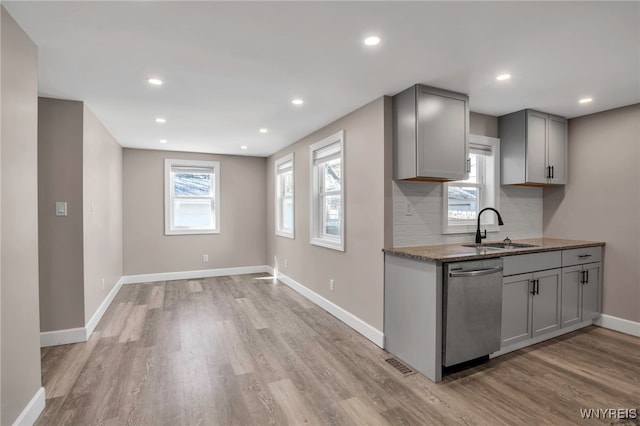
(503, 251), (562, 276)
(562, 247), (602, 266)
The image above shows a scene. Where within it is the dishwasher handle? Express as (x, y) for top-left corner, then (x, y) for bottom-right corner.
(449, 266), (503, 278)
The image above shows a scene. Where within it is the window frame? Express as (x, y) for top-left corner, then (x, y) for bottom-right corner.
(309, 130), (345, 251)
(164, 158), (220, 235)
(275, 153), (295, 239)
(442, 135), (500, 235)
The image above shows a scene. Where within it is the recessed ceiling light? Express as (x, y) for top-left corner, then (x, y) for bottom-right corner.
(496, 73), (511, 81)
(579, 97), (593, 104)
(155, 117), (166, 123)
(147, 78), (163, 86)
(259, 128), (268, 133)
(364, 36), (381, 46)
(291, 99), (304, 105)
(160, 139), (167, 144)
(240, 145), (248, 150)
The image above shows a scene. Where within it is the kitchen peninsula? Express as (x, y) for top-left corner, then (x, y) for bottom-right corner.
(383, 238), (605, 382)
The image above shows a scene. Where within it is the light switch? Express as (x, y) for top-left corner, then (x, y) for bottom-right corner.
(55, 202), (67, 216)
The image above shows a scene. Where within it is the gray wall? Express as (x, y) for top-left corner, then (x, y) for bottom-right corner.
(1, 7), (43, 424)
(123, 149), (267, 274)
(266, 96), (392, 332)
(470, 111), (499, 138)
(544, 104), (640, 323)
(38, 98), (122, 332)
(38, 99), (123, 332)
(83, 105), (123, 323)
(38, 98), (85, 331)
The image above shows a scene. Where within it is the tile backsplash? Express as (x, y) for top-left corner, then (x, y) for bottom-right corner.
(392, 181), (542, 247)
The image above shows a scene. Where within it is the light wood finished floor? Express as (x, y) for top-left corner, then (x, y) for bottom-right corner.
(37, 274), (640, 425)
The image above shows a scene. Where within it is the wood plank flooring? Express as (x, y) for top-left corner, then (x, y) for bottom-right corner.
(37, 274), (640, 425)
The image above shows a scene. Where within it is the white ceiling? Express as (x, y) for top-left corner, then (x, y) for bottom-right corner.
(4, 1), (639, 157)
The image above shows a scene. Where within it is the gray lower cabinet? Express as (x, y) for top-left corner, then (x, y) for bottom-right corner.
(501, 246), (603, 353)
(501, 268), (562, 347)
(561, 262), (601, 327)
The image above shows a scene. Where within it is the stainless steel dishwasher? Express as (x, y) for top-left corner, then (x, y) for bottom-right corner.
(443, 258), (503, 367)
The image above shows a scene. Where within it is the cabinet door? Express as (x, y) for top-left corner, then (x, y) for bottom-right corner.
(501, 274), (532, 347)
(525, 110), (548, 184)
(561, 265), (582, 328)
(531, 268), (561, 337)
(548, 115), (567, 184)
(417, 89), (468, 180)
(582, 263), (601, 321)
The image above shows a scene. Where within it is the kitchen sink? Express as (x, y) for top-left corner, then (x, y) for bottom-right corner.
(462, 242), (539, 250)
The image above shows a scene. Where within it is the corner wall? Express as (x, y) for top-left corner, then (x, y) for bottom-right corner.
(266, 96), (391, 334)
(1, 7), (43, 424)
(38, 98), (85, 331)
(543, 104), (640, 323)
(123, 149), (267, 275)
(82, 105), (123, 324)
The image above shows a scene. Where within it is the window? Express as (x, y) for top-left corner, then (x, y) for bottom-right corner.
(165, 159), (220, 235)
(443, 135), (500, 234)
(310, 131), (344, 251)
(275, 153), (294, 238)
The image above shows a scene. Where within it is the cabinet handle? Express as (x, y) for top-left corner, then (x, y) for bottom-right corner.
(546, 166), (552, 179)
(551, 166), (555, 179)
(578, 254), (592, 258)
(466, 158), (471, 173)
(580, 270), (586, 284)
(586, 270), (589, 284)
(530, 279), (540, 295)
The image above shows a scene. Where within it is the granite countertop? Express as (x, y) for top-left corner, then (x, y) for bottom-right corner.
(383, 238), (605, 262)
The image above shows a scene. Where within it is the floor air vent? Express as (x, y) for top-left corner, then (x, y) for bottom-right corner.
(385, 357), (416, 376)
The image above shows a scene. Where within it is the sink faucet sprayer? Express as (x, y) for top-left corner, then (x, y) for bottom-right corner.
(475, 207), (504, 244)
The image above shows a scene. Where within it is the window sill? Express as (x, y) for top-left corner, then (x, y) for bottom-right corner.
(310, 237), (344, 252)
(165, 229), (220, 236)
(275, 230), (295, 239)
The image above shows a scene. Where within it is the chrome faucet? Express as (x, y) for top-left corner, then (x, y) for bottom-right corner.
(475, 207), (504, 244)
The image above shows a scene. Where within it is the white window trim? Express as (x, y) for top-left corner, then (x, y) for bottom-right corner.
(275, 152), (295, 239)
(310, 130), (345, 252)
(164, 158), (220, 235)
(442, 135), (500, 235)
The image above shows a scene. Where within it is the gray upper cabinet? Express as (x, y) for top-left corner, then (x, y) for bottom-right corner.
(393, 84), (469, 181)
(499, 109), (567, 185)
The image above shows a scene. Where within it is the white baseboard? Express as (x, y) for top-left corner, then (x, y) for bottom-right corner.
(12, 386), (45, 426)
(85, 277), (125, 339)
(40, 327), (86, 347)
(41, 277), (125, 347)
(595, 314), (640, 337)
(268, 267), (384, 348)
(120, 265), (271, 284)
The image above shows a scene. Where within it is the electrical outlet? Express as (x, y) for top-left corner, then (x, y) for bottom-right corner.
(329, 278), (335, 291)
(405, 202), (413, 216)
(203, 254), (209, 263)
(284, 259), (289, 269)
(101, 278), (105, 291)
